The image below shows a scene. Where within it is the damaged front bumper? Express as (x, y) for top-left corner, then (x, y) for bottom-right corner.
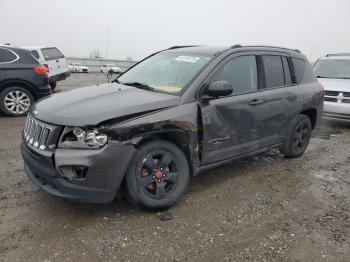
(21, 141), (135, 203)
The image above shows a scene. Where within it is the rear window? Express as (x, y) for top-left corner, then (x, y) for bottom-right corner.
(0, 48), (18, 63)
(41, 47), (64, 61)
(292, 58), (305, 84)
(262, 55), (285, 88)
(31, 50), (40, 60)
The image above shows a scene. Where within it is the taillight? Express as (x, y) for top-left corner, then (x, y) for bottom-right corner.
(43, 63), (49, 72)
(34, 66), (48, 76)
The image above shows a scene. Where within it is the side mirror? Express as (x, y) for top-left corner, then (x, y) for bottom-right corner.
(204, 80), (233, 98)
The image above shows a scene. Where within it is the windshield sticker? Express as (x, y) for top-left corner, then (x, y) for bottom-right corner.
(175, 56), (201, 63)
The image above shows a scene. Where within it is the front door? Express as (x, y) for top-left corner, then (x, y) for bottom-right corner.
(200, 53), (291, 165)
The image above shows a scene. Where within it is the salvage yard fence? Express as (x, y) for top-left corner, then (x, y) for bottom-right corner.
(66, 57), (138, 72)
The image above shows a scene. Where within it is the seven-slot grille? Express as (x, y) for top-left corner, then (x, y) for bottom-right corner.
(324, 90), (350, 103)
(23, 115), (53, 150)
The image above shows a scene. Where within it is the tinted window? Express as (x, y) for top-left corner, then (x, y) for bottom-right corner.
(262, 55), (284, 88)
(31, 50), (40, 60)
(282, 57), (292, 85)
(292, 58), (305, 84)
(0, 48), (18, 63)
(211, 56), (258, 94)
(41, 47), (64, 61)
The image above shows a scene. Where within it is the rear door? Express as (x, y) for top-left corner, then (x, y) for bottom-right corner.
(41, 47), (67, 76)
(0, 49), (6, 82)
(257, 53), (303, 141)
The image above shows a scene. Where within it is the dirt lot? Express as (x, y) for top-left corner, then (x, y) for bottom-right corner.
(1, 73), (350, 262)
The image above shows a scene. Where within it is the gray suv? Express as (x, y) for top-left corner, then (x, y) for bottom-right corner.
(21, 45), (324, 210)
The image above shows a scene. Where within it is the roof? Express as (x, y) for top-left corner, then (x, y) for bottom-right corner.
(163, 45), (303, 56)
(320, 55), (350, 60)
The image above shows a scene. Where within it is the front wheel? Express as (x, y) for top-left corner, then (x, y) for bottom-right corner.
(125, 140), (190, 210)
(0, 86), (34, 116)
(280, 114), (312, 158)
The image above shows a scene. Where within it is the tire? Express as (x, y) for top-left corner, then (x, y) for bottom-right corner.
(0, 86), (34, 116)
(125, 140), (190, 210)
(280, 114), (312, 158)
(49, 81), (57, 90)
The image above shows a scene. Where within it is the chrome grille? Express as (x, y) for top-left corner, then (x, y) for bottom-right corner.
(324, 90), (350, 104)
(23, 115), (52, 150)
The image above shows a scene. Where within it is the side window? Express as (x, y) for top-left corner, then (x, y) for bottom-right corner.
(262, 55), (284, 88)
(282, 57), (292, 85)
(211, 56), (258, 94)
(0, 48), (18, 63)
(31, 50), (40, 60)
(292, 58), (305, 84)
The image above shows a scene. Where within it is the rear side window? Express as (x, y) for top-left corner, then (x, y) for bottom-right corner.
(292, 58), (305, 84)
(41, 47), (64, 61)
(211, 55), (258, 94)
(262, 55), (284, 88)
(0, 48), (18, 63)
(31, 50), (40, 60)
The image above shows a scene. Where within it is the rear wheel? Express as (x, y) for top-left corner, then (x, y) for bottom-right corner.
(125, 140), (190, 210)
(0, 86), (34, 116)
(280, 114), (312, 158)
(49, 81), (57, 90)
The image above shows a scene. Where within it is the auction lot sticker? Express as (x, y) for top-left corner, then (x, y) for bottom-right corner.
(175, 56), (201, 63)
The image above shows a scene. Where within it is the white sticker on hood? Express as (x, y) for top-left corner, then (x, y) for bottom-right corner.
(175, 56), (201, 63)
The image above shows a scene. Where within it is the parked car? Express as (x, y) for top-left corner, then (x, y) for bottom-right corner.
(23, 46), (70, 90)
(21, 45), (323, 210)
(313, 53), (350, 121)
(0, 45), (50, 116)
(100, 64), (122, 74)
(68, 63), (89, 73)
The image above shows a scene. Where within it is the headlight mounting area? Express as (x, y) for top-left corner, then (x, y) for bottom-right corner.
(59, 127), (109, 149)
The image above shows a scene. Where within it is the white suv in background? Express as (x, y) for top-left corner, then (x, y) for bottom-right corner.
(314, 53), (350, 121)
(100, 64), (122, 73)
(23, 46), (70, 90)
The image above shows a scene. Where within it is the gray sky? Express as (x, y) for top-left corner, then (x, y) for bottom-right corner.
(1, 0), (349, 61)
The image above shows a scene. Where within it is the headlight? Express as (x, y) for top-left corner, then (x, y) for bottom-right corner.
(60, 127), (108, 149)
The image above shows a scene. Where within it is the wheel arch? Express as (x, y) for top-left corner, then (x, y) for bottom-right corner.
(300, 108), (317, 129)
(0, 79), (37, 99)
(131, 129), (196, 176)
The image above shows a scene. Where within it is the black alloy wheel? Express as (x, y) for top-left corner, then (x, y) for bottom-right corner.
(280, 114), (312, 158)
(125, 140), (189, 210)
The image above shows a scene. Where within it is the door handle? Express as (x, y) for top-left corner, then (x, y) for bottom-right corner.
(248, 99), (264, 106)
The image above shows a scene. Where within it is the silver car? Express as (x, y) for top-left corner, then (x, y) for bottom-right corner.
(314, 54), (350, 121)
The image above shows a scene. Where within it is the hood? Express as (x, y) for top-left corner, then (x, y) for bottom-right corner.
(318, 78), (350, 92)
(32, 83), (180, 126)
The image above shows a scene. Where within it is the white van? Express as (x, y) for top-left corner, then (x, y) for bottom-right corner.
(23, 46), (70, 89)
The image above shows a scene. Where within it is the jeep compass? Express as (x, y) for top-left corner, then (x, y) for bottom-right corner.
(21, 45), (324, 210)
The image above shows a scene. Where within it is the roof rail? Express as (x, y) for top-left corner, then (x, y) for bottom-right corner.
(231, 45), (301, 53)
(167, 45), (200, 50)
(326, 53), (350, 57)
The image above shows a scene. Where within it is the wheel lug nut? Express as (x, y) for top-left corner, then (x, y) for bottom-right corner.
(153, 176), (155, 179)
(158, 180), (161, 183)
(163, 174), (165, 177)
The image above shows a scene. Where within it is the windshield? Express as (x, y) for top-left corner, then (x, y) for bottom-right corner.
(314, 59), (350, 79)
(117, 52), (213, 94)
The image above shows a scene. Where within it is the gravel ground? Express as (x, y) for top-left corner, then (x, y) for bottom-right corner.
(0, 73), (350, 261)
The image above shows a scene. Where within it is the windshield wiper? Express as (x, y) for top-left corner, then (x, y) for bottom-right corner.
(119, 81), (155, 91)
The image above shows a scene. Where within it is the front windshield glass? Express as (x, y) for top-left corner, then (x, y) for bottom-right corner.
(118, 52), (213, 94)
(314, 59), (350, 79)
